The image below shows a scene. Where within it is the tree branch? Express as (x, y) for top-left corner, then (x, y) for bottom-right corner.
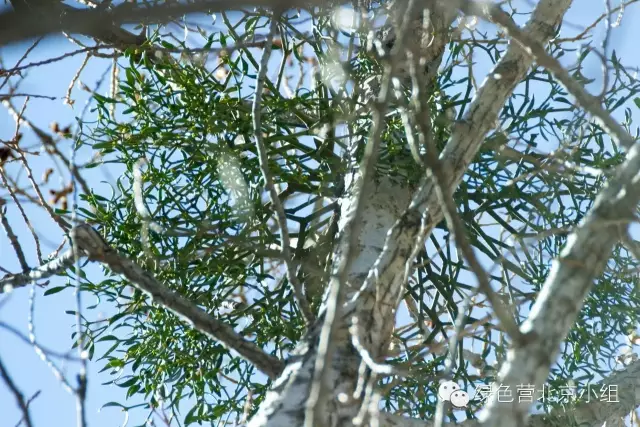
(479, 118), (640, 424)
(0, 224), (285, 379)
(0, 248), (75, 293)
(0, 353), (34, 427)
(459, 0), (636, 150)
(352, 0), (574, 367)
(0, 0), (326, 47)
(251, 11), (314, 326)
(378, 357), (640, 427)
(248, 3), (459, 426)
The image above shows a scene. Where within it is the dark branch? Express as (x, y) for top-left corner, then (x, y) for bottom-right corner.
(0, 0), (326, 47)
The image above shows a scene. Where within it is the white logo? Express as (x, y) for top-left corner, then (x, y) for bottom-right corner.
(438, 381), (460, 401)
(437, 381), (469, 409)
(450, 390), (470, 409)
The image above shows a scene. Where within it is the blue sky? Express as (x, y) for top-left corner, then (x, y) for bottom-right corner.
(1, 2), (640, 427)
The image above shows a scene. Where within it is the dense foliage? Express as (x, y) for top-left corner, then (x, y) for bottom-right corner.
(8, 3), (638, 425)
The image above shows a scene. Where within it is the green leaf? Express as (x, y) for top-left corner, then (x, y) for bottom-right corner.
(184, 405), (199, 425)
(117, 377), (138, 388)
(93, 93), (117, 104)
(101, 401), (127, 410)
(43, 285), (68, 296)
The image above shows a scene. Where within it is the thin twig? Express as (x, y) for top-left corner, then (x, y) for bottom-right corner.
(0, 93), (57, 100)
(305, 0), (420, 425)
(598, 0), (613, 100)
(460, 0), (636, 150)
(0, 201), (29, 272)
(250, 10), (314, 326)
(0, 321), (81, 360)
(0, 166), (43, 265)
(69, 112), (88, 427)
(554, 0), (639, 43)
(0, 46), (111, 76)
(0, 37), (42, 92)
(28, 281), (76, 394)
(64, 53), (91, 106)
(3, 98), (71, 231)
(433, 296), (472, 427)
(0, 353), (34, 427)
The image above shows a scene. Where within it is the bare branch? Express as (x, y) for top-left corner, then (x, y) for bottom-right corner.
(3, 99), (72, 231)
(0, 321), (82, 361)
(0, 0), (327, 47)
(0, 200), (29, 272)
(27, 276), (76, 396)
(2, 100), (92, 198)
(555, 0), (639, 44)
(0, 353), (34, 427)
(0, 46), (112, 77)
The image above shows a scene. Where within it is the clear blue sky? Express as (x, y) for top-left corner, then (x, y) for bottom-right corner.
(1, 2), (640, 427)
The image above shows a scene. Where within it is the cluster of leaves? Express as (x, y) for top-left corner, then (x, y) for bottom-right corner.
(77, 45), (315, 427)
(57, 5), (640, 425)
(383, 36), (640, 419)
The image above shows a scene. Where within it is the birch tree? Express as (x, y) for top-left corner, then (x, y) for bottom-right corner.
(1, 1), (640, 426)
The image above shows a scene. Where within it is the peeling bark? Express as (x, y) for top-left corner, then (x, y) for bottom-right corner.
(248, 0), (580, 426)
(478, 132), (640, 427)
(248, 173), (414, 427)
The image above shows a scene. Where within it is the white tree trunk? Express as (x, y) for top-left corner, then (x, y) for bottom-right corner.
(248, 0), (579, 426)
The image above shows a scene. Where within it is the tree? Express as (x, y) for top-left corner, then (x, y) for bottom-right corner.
(1, 0), (640, 426)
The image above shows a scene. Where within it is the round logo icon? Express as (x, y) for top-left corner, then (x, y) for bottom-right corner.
(450, 390), (470, 409)
(438, 381), (460, 402)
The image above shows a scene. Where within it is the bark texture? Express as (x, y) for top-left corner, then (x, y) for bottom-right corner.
(248, 0), (578, 425)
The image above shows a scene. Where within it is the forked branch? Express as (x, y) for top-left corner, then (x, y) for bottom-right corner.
(0, 224), (285, 379)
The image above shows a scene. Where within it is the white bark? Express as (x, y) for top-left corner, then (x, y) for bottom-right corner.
(342, 0), (575, 388)
(2, 0), (636, 426)
(248, 0), (579, 426)
(248, 2), (458, 423)
(247, 173), (414, 427)
(379, 358), (640, 427)
(477, 131), (640, 427)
